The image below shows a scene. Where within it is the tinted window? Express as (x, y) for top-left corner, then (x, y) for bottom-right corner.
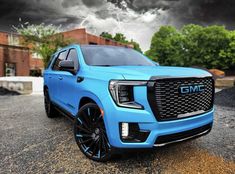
(66, 49), (79, 71)
(52, 51), (67, 70)
(81, 46), (154, 66)
(47, 55), (54, 69)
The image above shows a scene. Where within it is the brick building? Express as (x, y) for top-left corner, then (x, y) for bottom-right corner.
(0, 28), (129, 77)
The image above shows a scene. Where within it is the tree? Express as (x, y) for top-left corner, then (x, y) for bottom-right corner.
(146, 24), (235, 70)
(14, 23), (72, 67)
(129, 39), (142, 53)
(100, 32), (113, 40)
(146, 26), (185, 66)
(100, 31), (142, 52)
(113, 33), (128, 43)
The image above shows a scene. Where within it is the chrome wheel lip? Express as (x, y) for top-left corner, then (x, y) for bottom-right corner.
(74, 104), (111, 160)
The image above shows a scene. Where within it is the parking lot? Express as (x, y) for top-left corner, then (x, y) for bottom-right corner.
(0, 88), (235, 174)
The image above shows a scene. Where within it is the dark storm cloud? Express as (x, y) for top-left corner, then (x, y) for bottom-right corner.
(108, 0), (235, 29)
(1, 0), (235, 50)
(61, 0), (81, 8)
(0, 0), (79, 31)
(1, 0), (235, 31)
(107, 0), (177, 11)
(61, 0), (104, 8)
(178, 0), (235, 29)
(81, 0), (105, 7)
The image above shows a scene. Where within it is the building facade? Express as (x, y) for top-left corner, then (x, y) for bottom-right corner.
(0, 28), (129, 77)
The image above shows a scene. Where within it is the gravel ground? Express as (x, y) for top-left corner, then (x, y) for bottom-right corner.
(0, 88), (234, 174)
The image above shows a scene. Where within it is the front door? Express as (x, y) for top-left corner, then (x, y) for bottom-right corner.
(58, 48), (80, 116)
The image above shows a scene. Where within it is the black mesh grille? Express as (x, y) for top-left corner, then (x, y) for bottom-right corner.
(147, 77), (214, 121)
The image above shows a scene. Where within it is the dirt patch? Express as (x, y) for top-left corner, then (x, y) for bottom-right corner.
(159, 148), (235, 174)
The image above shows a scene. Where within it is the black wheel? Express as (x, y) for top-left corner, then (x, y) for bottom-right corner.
(74, 103), (112, 162)
(44, 89), (58, 118)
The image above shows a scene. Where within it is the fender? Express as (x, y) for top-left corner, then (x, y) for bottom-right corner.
(76, 90), (105, 115)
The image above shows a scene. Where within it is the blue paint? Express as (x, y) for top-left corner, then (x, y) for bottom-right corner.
(43, 44), (214, 149)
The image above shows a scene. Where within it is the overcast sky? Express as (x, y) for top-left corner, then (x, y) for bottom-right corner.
(0, 0), (235, 51)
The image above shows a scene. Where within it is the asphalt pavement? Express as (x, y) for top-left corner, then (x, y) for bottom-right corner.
(0, 88), (234, 174)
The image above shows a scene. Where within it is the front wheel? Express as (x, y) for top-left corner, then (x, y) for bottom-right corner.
(74, 103), (112, 162)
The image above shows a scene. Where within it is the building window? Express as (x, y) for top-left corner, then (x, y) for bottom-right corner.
(30, 69), (42, 77)
(5, 63), (16, 76)
(8, 34), (20, 46)
(32, 52), (43, 59)
(89, 42), (97, 45)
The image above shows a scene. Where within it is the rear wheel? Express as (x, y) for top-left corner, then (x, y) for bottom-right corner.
(74, 103), (112, 162)
(44, 89), (58, 118)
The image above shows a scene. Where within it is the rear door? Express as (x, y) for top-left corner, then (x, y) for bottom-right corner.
(49, 50), (68, 103)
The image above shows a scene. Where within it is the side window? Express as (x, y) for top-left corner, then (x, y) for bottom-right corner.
(52, 51), (67, 71)
(46, 55), (54, 69)
(66, 49), (79, 71)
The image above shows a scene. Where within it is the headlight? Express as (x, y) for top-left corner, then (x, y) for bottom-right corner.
(109, 80), (147, 109)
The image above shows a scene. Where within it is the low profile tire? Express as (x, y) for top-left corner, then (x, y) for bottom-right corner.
(74, 103), (112, 162)
(44, 89), (58, 118)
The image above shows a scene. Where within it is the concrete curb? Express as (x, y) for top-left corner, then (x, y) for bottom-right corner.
(0, 76), (43, 95)
(0, 80), (32, 94)
(215, 77), (235, 88)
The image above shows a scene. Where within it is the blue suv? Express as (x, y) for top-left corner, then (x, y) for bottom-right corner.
(43, 45), (214, 161)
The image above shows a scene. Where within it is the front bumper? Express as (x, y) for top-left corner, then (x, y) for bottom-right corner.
(102, 87), (214, 148)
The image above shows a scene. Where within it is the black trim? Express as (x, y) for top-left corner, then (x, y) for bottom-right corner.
(66, 48), (80, 72)
(154, 123), (212, 145)
(147, 76), (214, 122)
(52, 50), (68, 71)
(108, 79), (146, 110)
(77, 76), (84, 83)
(119, 123), (150, 143)
(148, 75), (213, 81)
(52, 101), (75, 122)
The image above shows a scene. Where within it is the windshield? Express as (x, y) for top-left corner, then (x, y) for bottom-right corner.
(81, 45), (155, 66)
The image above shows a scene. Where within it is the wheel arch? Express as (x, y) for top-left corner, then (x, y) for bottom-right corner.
(43, 85), (48, 94)
(78, 92), (104, 111)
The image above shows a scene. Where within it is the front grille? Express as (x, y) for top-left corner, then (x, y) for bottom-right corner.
(147, 76), (214, 121)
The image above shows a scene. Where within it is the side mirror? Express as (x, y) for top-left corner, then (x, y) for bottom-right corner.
(151, 60), (160, 66)
(154, 62), (160, 66)
(59, 60), (75, 74)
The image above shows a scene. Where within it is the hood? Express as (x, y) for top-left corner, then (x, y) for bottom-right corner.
(89, 66), (212, 80)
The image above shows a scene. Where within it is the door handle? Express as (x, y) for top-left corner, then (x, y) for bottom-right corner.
(58, 76), (63, 80)
(49, 76), (52, 79)
(77, 76), (84, 83)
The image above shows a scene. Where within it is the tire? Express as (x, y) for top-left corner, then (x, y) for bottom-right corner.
(74, 103), (112, 162)
(44, 89), (58, 118)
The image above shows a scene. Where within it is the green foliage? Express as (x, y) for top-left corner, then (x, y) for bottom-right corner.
(146, 24), (235, 70)
(100, 31), (142, 53)
(129, 39), (142, 53)
(100, 32), (113, 40)
(113, 33), (128, 43)
(14, 23), (72, 68)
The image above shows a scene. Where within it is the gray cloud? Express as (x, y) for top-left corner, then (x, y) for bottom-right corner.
(81, 0), (105, 7)
(0, 0), (235, 50)
(109, 0), (235, 29)
(0, 0), (80, 31)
